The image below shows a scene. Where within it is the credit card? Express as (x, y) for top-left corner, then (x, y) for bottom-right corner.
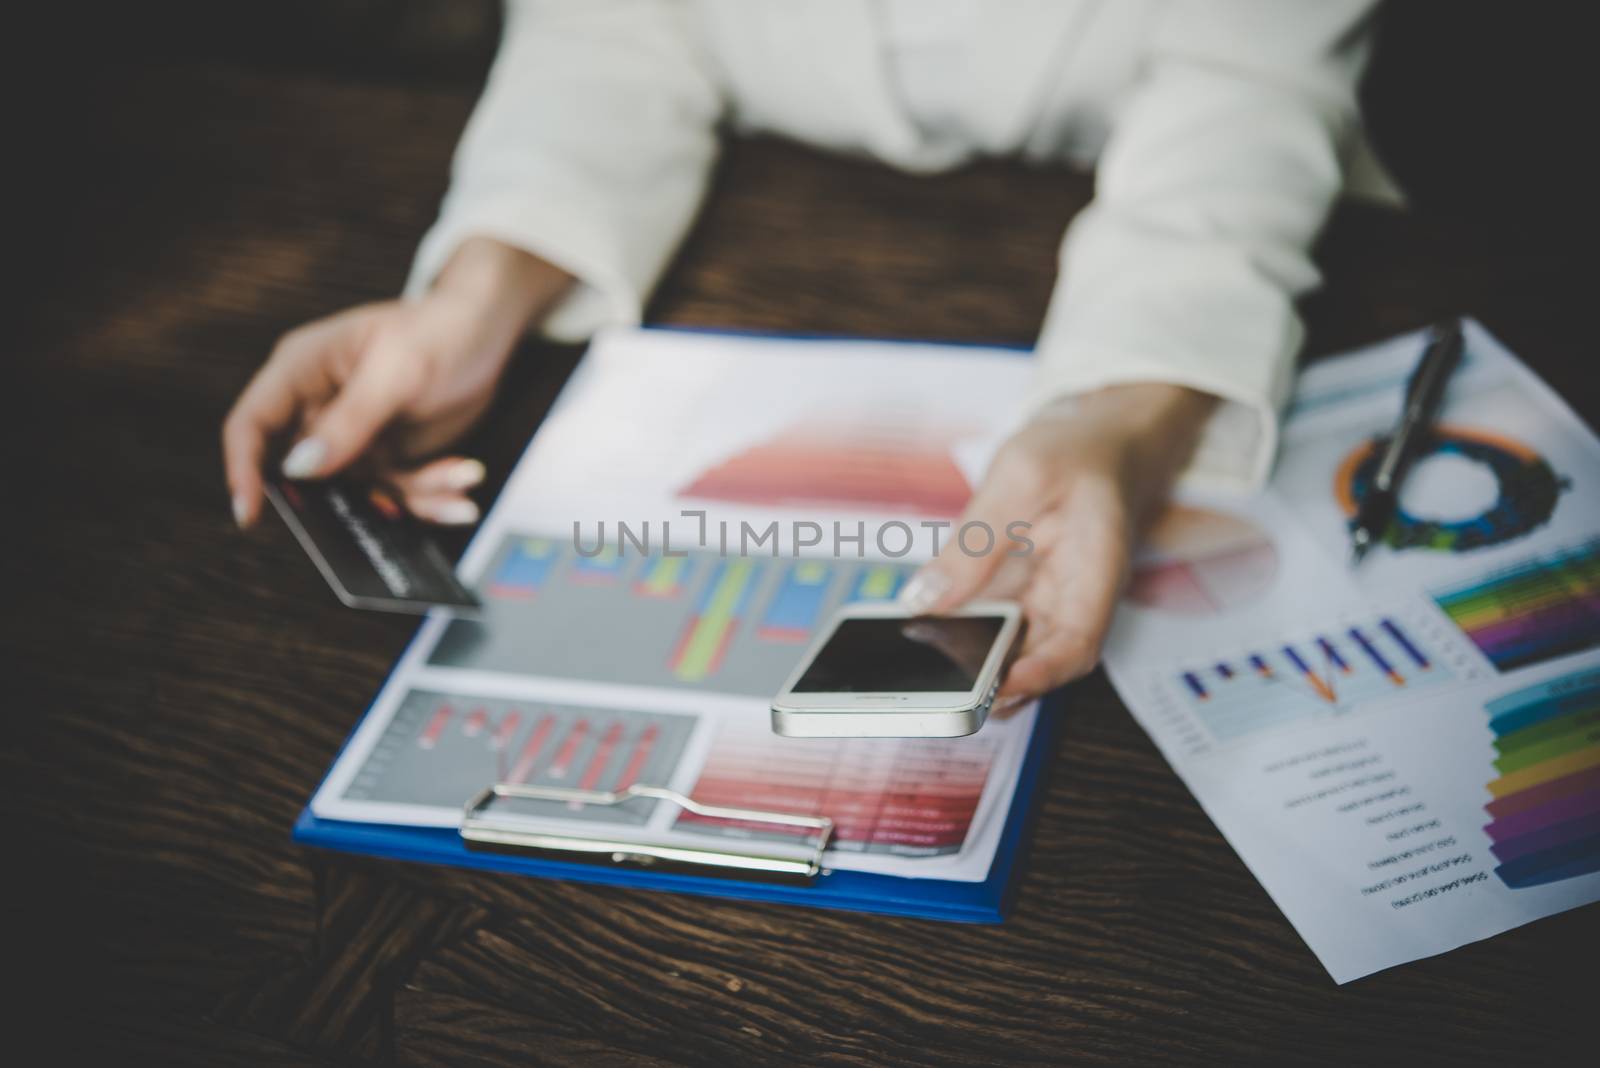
(265, 477), (481, 615)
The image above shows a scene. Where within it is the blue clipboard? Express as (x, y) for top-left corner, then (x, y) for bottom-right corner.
(293, 694), (1060, 924)
(292, 324), (1058, 921)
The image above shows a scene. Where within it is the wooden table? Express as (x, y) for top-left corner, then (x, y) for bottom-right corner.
(9, 6), (1594, 1064)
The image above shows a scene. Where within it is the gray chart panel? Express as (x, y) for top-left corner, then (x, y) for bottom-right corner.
(343, 689), (696, 823)
(428, 535), (915, 696)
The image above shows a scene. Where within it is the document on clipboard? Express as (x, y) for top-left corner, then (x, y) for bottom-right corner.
(299, 327), (1050, 912)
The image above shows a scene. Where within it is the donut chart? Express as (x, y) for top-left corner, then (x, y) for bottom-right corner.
(1335, 425), (1564, 553)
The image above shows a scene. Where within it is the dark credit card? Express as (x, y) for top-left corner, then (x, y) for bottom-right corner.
(265, 477), (481, 615)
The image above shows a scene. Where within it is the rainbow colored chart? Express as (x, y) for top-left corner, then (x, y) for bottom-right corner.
(1433, 537), (1600, 672)
(679, 421), (972, 517)
(1175, 617), (1450, 743)
(1482, 668), (1600, 888)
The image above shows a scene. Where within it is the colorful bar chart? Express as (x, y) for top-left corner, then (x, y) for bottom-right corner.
(438, 535), (916, 696)
(671, 558), (759, 682)
(757, 561), (833, 641)
(1432, 537), (1600, 672)
(486, 537), (557, 599)
(1481, 668), (1600, 888)
(343, 690), (696, 821)
(678, 722), (1000, 856)
(1174, 617), (1451, 743)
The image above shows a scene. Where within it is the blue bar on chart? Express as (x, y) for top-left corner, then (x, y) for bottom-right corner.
(757, 560), (833, 641)
(1348, 625), (1404, 685)
(1283, 644), (1336, 703)
(1172, 618), (1451, 744)
(1316, 636), (1352, 674)
(571, 544), (628, 585)
(1381, 617), (1432, 670)
(487, 537), (558, 599)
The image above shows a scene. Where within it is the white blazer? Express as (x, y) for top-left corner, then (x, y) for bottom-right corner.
(407, 0), (1384, 490)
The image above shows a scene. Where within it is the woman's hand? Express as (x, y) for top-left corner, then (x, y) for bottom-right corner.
(222, 237), (572, 528)
(899, 383), (1216, 706)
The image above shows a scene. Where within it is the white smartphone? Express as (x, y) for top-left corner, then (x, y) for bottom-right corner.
(770, 600), (1024, 738)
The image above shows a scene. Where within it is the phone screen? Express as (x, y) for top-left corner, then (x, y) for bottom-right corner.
(790, 616), (1008, 694)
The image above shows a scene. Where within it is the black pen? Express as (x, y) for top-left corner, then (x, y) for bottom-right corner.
(1348, 319), (1465, 565)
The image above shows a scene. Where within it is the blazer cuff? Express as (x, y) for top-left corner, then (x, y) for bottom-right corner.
(1026, 343), (1294, 494)
(405, 187), (644, 344)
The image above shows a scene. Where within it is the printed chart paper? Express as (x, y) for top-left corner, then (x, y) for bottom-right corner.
(313, 330), (1042, 883)
(1103, 321), (1600, 981)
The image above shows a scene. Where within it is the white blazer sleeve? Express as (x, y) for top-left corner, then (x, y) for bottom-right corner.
(405, 0), (725, 342)
(1032, 0), (1378, 491)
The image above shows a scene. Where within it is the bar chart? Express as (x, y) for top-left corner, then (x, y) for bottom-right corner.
(1432, 537), (1600, 672)
(679, 721), (1000, 856)
(431, 534), (916, 696)
(1481, 667), (1600, 889)
(1174, 616), (1453, 743)
(342, 689), (697, 821)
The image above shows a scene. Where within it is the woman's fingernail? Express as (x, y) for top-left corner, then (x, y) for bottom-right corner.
(232, 494), (250, 529)
(425, 499), (480, 526)
(899, 570), (951, 614)
(446, 459), (487, 490)
(281, 438), (327, 479)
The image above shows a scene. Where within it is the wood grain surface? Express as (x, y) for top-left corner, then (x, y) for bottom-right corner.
(7, 4), (1595, 1064)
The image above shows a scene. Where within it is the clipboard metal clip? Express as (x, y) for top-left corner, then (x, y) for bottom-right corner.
(460, 782), (835, 883)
